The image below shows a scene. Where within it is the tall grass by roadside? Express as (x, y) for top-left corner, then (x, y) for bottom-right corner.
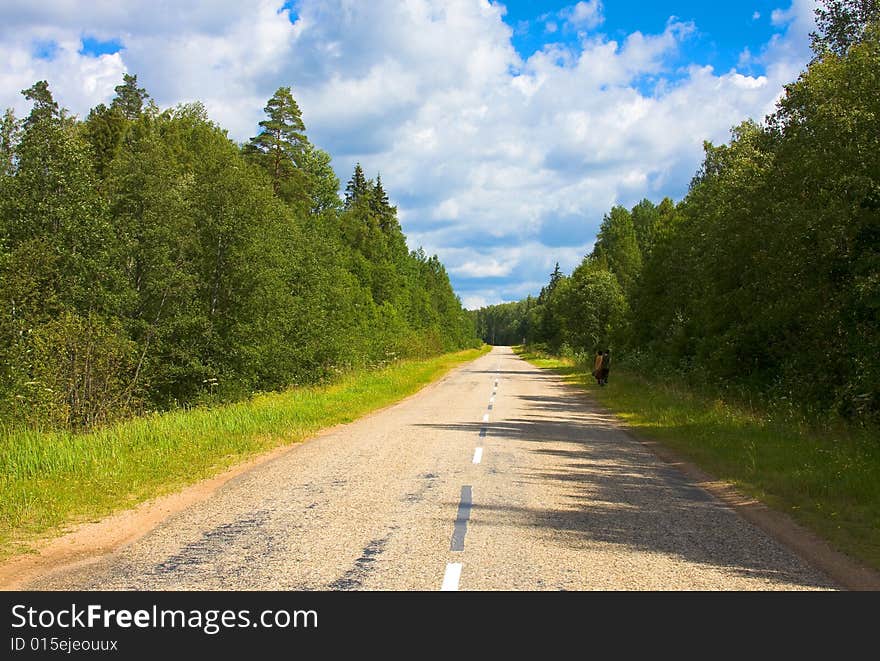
(515, 346), (880, 571)
(0, 346), (489, 560)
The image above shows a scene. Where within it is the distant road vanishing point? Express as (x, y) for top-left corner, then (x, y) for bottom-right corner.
(27, 347), (834, 591)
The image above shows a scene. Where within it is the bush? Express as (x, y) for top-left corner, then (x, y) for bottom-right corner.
(26, 312), (142, 429)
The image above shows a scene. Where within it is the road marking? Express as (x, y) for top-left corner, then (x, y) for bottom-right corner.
(450, 486), (473, 552)
(489, 396), (495, 404)
(472, 448), (483, 464)
(482, 413), (489, 423)
(441, 563), (462, 591)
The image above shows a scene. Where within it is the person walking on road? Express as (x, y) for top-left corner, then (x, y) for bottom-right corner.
(592, 350), (604, 385)
(599, 350), (611, 386)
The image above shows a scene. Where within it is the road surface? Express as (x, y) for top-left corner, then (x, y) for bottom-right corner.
(28, 347), (834, 590)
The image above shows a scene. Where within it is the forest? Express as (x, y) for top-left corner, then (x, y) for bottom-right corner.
(474, 3), (880, 424)
(0, 80), (477, 431)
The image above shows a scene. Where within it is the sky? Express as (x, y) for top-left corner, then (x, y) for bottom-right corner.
(0, 0), (820, 309)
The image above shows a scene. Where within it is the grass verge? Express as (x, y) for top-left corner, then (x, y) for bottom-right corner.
(514, 346), (880, 571)
(0, 346), (490, 560)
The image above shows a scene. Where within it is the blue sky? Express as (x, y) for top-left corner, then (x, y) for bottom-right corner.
(0, 1), (818, 308)
(506, 1), (782, 71)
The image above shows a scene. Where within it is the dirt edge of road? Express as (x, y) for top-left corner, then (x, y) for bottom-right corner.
(570, 389), (880, 591)
(0, 365), (466, 591)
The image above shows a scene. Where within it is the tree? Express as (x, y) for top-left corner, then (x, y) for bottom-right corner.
(111, 73), (150, 120)
(300, 143), (341, 215)
(21, 81), (59, 127)
(811, 0), (879, 55)
(591, 206), (643, 295)
(371, 174), (397, 232)
(557, 267), (627, 352)
(548, 262), (563, 290)
(344, 162), (369, 208)
(0, 79), (479, 429)
(0, 108), (19, 177)
(83, 103), (127, 178)
(533, 263), (566, 350)
(245, 86), (309, 199)
(630, 198), (659, 257)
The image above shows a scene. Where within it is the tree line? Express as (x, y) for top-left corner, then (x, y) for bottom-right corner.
(0, 79), (477, 430)
(474, 1), (880, 423)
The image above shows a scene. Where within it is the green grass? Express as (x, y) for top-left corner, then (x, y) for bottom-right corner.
(0, 346), (490, 560)
(514, 346), (880, 571)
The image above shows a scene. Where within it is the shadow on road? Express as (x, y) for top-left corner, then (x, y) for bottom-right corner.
(416, 382), (832, 589)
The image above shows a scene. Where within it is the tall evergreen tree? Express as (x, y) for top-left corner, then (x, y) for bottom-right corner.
(110, 74), (149, 120)
(548, 262), (563, 290)
(371, 174), (401, 235)
(245, 86), (308, 198)
(344, 162), (369, 208)
(21, 81), (59, 127)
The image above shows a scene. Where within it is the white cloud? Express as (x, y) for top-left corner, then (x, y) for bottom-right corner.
(0, 0), (818, 306)
(771, 7), (794, 26)
(564, 1), (605, 31)
(461, 294), (489, 310)
(451, 259), (513, 278)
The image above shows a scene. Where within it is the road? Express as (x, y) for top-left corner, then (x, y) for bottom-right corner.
(28, 347), (834, 590)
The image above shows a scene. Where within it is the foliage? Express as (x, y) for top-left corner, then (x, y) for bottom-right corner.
(811, 0), (879, 55)
(516, 347), (880, 572)
(478, 12), (880, 423)
(0, 81), (478, 430)
(0, 346), (489, 558)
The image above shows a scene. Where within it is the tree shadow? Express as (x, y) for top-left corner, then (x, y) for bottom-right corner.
(415, 389), (834, 589)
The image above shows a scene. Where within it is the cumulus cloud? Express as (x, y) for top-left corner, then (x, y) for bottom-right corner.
(0, 0), (818, 307)
(563, 1), (605, 31)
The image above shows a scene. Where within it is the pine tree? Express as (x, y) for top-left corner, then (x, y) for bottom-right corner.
(548, 262), (563, 291)
(110, 74), (149, 120)
(373, 174), (389, 210)
(344, 163), (369, 208)
(372, 174), (397, 232)
(21, 81), (59, 127)
(245, 87), (308, 197)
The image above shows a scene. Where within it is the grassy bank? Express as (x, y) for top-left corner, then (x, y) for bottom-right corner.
(0, 346), (489, 559)
(514, 347), (880, 571)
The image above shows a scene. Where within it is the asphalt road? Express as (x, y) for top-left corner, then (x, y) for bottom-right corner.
(28, 347), (835, 590)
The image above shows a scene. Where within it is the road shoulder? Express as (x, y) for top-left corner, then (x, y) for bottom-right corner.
(0, 352), (483, 591)
(521, 355), (880, 591)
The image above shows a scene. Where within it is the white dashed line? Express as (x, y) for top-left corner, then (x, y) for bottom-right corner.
(472, 448), (483, 464)
(489, 396), (495, 404)
(441, 563), (462, 591)
(482, 413), (489, 423)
